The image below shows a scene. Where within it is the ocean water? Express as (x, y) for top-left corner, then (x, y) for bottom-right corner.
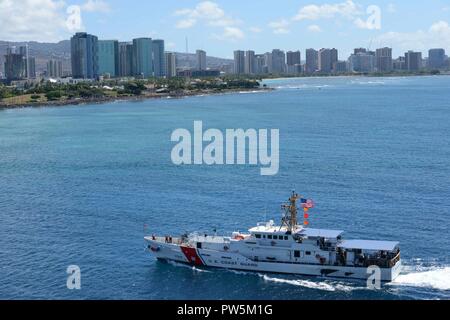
(0, 76), (449, 300)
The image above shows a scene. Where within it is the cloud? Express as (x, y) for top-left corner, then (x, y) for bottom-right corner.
(290, 1), (383, 31)
(268, 19), (290, 34)
(81, 0), (111, 13)
(175, 1), (239, 29)
(212, 26), (245, 41)
(222, 27), (244, 40)
(307, 24), (322, 32)
(374, 21), (450, 54)
(0, 0), (69, 42)
(354, 17), (371, 29)
(249, 26), (262, 33)
(0, 0), (113, 42)
(293, 0), (362, 21)
(429, 20), (450, 34)
(174, 1), (244, 41)
(176, 18), (196, 29)
(387, 3), (396, 13)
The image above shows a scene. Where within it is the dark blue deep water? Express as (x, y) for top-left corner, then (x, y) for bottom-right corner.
(0, 76), (449, 300)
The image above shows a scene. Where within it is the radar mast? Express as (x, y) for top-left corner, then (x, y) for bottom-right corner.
(281, 191), (301, 233)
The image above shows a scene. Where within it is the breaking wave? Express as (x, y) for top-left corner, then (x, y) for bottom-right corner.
(238, 90), (267, 94)
(275, 84), (331, 90)
(351, 80), (386, 85)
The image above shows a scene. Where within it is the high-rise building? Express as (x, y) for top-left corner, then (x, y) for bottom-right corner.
(405, 51), (422, 71)
(354, 48), (367, 55)
(196, 50), (207, 71)
(318, 48), (338, 73)
(428, 49), (446, 69)
(98, 40), (119, 77)
(71, 32), (99, 79)
(334, 61), (348, 73)
(18, 46), (30, 78)
(271, 49), (286, 74)
(233, 50), (245, 75)
(286, 51), (301, 74)
(393, 56), (406, 71)
(244, 50), (255, 74)
(132, 38), (153, 78)
(27, 57), (36, 78)
(119, 43), (133, 77)
(165, 52), (177, 78)
(4, 50), (26, 82)
(375, 47), (393, 72)
(305, 49), (318, 74)
(7, 45), (36, 79)
(263, 52), (273, 73)
(286, 51), (301, 66)
(318, 49), (332, 73)
(153, 40), (166, 77)
(348, 51), (375, 73)
(254, 54), (265, 74)
(47, 59), (63, 78)
(330, 48), (338, 71)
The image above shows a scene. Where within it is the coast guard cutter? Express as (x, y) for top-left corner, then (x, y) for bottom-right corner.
(145, 192), (401, 281)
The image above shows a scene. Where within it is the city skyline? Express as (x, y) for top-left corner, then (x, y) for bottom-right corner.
(0, 0), (449, 59)
(3, 31), (447, 82)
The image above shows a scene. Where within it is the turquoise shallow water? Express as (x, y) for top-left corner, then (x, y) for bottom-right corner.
(0, 76), (449, 300)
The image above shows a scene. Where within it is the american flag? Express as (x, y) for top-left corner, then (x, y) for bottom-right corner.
(301, 199), (315, 209)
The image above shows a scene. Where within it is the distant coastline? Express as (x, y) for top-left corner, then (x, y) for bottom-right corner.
(1, 72), (447, 110)
(258, 70), (446, 81)
(0, 77), (270, 110)
(0, 87), (273, 110)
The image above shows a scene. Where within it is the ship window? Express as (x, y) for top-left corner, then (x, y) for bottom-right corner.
(263, 235), (266, 239)
(284, 236), (289, 240)
(273, 235), (278, 240)
(305, 251), (311, 256)
(268, 235), (273, 239)
(255, 234), (261, 239)
(197, 242), (202, 249)
(294, 251), (301, 258)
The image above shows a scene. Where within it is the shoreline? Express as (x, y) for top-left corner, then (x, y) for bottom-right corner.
(260, 72), (450, 81)
(0, 87), (274, 110)
(2, 72), (448, 110)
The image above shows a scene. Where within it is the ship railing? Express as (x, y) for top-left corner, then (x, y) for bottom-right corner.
(361, 251), (401, 268)
(150, 236), (184, 245)
(190, 235), (229, 244)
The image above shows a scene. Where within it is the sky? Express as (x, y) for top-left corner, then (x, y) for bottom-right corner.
(0, 0), (449, 59)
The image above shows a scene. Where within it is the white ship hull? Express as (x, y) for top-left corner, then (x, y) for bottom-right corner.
(146, 239), (402, 282)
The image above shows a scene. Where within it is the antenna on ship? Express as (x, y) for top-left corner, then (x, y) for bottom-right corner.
(281, 191), (301, 233)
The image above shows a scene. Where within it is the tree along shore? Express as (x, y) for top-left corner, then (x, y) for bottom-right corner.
(0, 77), (268, 109)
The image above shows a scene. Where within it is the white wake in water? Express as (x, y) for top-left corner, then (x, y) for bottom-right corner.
(259, 274), (364, 292)
(390, 267), (450, 291)
(167, 261), (212, 273)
